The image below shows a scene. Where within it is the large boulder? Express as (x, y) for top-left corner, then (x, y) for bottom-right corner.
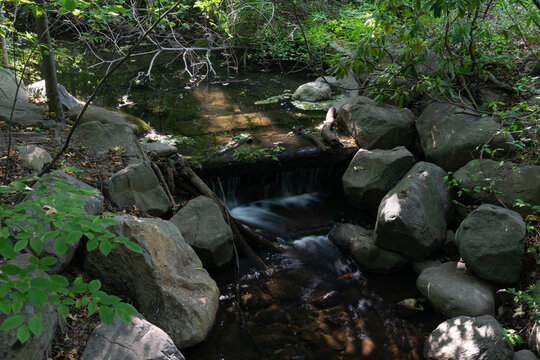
(374, 162), (452, 260)
(292, 81), (332, 102)
(80, 314), (185, 360)
(169, 196), (233, 267)
(336, 96), (416, 150)
(0, 255), (58, 360)
(0, 98), (54, 128)
(73, 121), (146, 160)
(0, 67), (29, 102)
(424, 315), (513, 360)
(68, 106), (150, 136)
(141, 141), (178, 159)
(529, 321), (540, 357)
(457, 204), (526, 283)
(342, 146), (415, 209)
(453, 159), (540, 216)
(103, 161), (170, 216)
(17, 145), (52, 173)
(417, 262), (495, 318)
(328, 224), (409, 272)
(514, 350), (540, 360)
(416, 103), (514, 171)
(28, 80), (80, 111)
(84, 216), (219, 348)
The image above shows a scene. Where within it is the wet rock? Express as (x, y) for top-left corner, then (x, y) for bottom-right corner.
(417, 262), (495, 318)
(253, 305), (291, 324)
(0, 98), (54, 128)
(169, 196), (233, 267)
(396, 298), (420, 317)
(292, 81), (331, 102)
(453, 159), (540, 216)
(375, 162), (452, 260)
(416, 103), (514, 171)
(84, 215), (219, 348)
(310, 290), (342, 309)
(242, 290), (273, 310)
(28, 80), (80, 111)
(69, 105), (150, 136)
(0, 255), (58, 360)
(336, 96), (416, 150)
(457, 204), (526, 283)
(514, 350), (540, 360)
(80, 314), (184, 360)
(342, 147), (415, 209)
(17, 145), (52, 173)
(329, 224), (409, 272)
(266, 278), (303, 301)
(103, 161), (170, 216)
(424, 315), (513, 360)
(141, 141), (178, 159)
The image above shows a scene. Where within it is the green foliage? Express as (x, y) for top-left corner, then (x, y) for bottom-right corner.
(0, 171), (141, 344)
(232, 144), (284, 162)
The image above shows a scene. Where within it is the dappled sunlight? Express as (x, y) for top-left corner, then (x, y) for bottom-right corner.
(381, 193), (402, 221)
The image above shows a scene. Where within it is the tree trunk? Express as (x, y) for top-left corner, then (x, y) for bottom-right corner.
(0, 4), (8, 67)
(34, 0), (64, 122)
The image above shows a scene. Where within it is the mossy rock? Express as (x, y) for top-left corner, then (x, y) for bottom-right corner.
(68, 105), (151, 136)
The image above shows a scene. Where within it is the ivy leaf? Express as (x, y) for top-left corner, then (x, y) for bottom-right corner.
(27, 288), (47, 309)
(0, 315), (25, 330)
(113, 302), (137, 322)
(87, 301), (97, 315)
(13, 239), (28, 252)
(30, 237), (44, 255)
(100, 295), (121, 305)
(99, 240), (113, 256)
(57, 304), (69, 318)
(54, 237), (69, 256)
(0, 298), (11, 315)
(122, 240), (142, 253)
(17, 324), (30, 343)
(99, 306), (114, 325)
(28, 313), (42, 336)
(88, 279), (101, 293)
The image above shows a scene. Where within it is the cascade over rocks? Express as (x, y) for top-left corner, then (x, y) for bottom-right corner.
(336, 96), (416, 150)
(328, 223), (409, 273)
(342, 146), (415, 209)
(28, 80), (80, 111)
(103, 161), (170, 216)
(169, 195), (234, 267)
(453, 159), (540, 216)
(457, 204), (526, 283)
(68, 105), (150, 136)
(292, 81), (332, 102)
(80, 314), (185, 360)
(416, 262), (496, 318)
(374, 161), (452, 260)
(416, 103), (514, 171)
(84, 215), (219, 348)
(424, 315), (513, 360)
(0, 255), (58, 360)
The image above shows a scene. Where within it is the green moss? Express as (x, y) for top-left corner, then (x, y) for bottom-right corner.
(124, 114), (151, 136)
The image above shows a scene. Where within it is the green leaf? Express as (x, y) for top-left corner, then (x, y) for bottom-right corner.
(99, 306), (114, 324)
(0, 298), (11, 315)
(12, 293), (24, 314)
(0, 283), (10, 297)
(13, 239), (28, 253)
(100, 295), (121, 305)
(62, 298), (75, 305)
(86, 238), (98, 251)
(0, 315), (25, 330)
(17, 324), (30, 343)
(87, 301), (97, 315)
(113, 302), (137, 322)
(57, 304), (69, 318)
(99, 240), (113, 256)
(30, 237), (44, 255)
(88, 280), (101, 293)
(71, 282), (87, 294)
(62, 0), (76, 11)
(122, 240), (142, 253)
(27, 288), (47, 309)
(39, 256), (58, 266)
(54, 237), (69, 256)
(1, 264), (21, 276)
(28, 313), (42, 336)
(30, 277), (51, 288)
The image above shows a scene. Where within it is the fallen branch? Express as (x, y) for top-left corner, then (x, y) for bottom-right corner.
(321, 106), (343, 148)
(150, 161), (176, 209)
(295, 127), (330, 151)
(237, 222), (285, 253)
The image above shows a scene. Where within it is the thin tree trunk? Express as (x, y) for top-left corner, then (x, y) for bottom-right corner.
(0, 4), (8, 67)
(34, 0), (64, 122)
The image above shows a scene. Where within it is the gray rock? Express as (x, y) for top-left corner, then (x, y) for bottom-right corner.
(529, 320), (540, 357)
(84, 215), (219, 348)
(0, 255), (58, 360)
(28, 80), (80, 111)
(342, 147), (415, 209)
(292, 81), (332, 102)
(103, 161), (170, 216)
(74, 121), (146, 160)
(453, 159), (540, 216)
(0, 67), (29, 102)
(417, 103), (514, 171)
(68, 105), (150, 136)
(80, 314), (185, 360)
(424, 315), (513, 360)
(17, 145), (52, 173)
(328, 223), (409, 272)
(141, 141), (178, 159)
(514, 350), (540, 360)
(457, 204), (526, 283)
(417, 262), (495, 318)
(0, 98), (54, 128)
(375, 162), (452, 260)
(315, 76), (338, 86)
(336, 96), (416, 150)
(411, 259), (442, 275)
(441, 229), (458, 256)
(169, 196), (233, 267)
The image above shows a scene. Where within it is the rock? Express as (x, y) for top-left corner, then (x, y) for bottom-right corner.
(453, 159), (540, 216)
(457, 204), (526, 283)
(529, 318), (540, 357)
(80, 313), (185, 360)
(416, 103), (514, 171)
(441, 229), (458, 256)
(68, 105), (150, 136)
(103, 161), (170, 216)
(17, 145), (52, 173)
(84, 215), (219, 348)
(28, 80), (80, 110)
(0, 67), (29, 102)
(315, 76), (338, 86)
(478, 86), (513, 105)
(169, 196), (233, 267)
(24, 172), (104, 273)
(411, 259), (442, 275)
(292, 81), (332, 102)
(375, 162), (452, 260)
(424, 315), (513, 360)
(74, 121), (146, 160)
(514, 350), (540, 360)
(141, 141), (178, 159)
(329, 224), (409, 272)
(0, 255), (58, 360)
(0, 98), (54, 128)
(336, 96), (416, 150)
(417, 262), (495, 318)
(342, 147), (415, 209)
